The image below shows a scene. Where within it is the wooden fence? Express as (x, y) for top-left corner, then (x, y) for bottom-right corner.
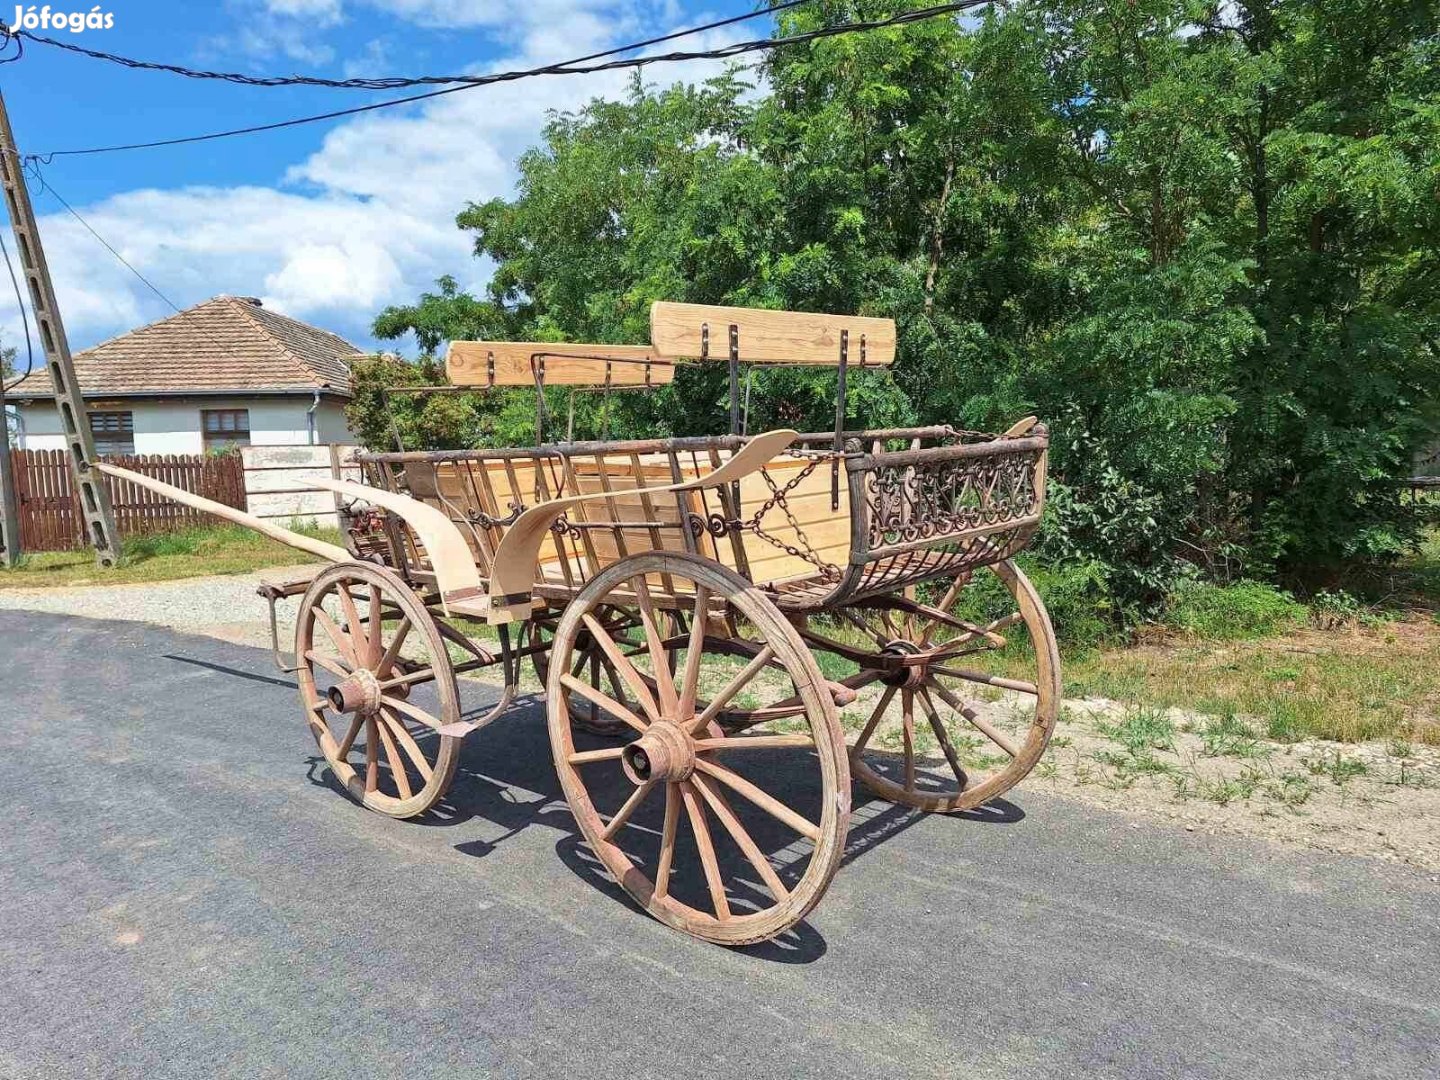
(11, 449), (246, 551)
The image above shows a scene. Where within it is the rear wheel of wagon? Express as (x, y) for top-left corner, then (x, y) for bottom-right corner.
(832, 559), (1060, 813)
(296, 562), (462, 819)
(529, 604), (666, 739)
(548, 552), (850, 946)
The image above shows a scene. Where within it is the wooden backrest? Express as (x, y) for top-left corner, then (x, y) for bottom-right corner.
(446, 341), (675, 387)
(649, 302), (896, 366)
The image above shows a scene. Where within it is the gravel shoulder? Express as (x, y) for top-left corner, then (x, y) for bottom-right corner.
(2, 569), (1437, 874)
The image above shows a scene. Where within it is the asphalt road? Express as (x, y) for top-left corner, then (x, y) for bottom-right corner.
(1, 610), (1437, 1079)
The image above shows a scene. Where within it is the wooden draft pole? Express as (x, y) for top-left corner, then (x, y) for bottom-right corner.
(0, 89), (120, 566)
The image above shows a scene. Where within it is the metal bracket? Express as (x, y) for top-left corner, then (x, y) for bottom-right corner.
(832, 329), (849, 511)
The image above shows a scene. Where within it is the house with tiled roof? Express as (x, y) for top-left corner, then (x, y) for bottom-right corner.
(4, 295), (362, 454)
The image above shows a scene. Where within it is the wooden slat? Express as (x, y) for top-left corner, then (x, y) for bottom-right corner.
(446, 342), (675, 386)
(650, 302), (896, 365)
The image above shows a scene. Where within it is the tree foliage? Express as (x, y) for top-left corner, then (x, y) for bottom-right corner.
(354, 0), (1440, 608)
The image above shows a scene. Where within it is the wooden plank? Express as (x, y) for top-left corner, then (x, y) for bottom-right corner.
(446, 342), (676, 387)
(650, 302), (896, 365)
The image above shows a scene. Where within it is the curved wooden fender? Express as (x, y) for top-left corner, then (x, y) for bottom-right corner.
(308, 478), (484, 615)
(486, 428), (799, 625)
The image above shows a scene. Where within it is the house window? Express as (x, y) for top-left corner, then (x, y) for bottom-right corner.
(202, 408), (250, 450)
(89, 411), (134, 456)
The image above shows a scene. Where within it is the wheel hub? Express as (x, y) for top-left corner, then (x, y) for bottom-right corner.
(621, 722), (696, 785)
(879, 639), (927, 689)
(328, 668), (382, 715)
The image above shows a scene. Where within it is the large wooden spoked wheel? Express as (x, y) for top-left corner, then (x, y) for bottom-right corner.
(296, 561), (462, 819)
(841, 560), (1060, 812)
(548, 552), (850, 946)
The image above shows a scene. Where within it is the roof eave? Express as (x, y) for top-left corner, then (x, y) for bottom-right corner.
(5, 386), (353, 401)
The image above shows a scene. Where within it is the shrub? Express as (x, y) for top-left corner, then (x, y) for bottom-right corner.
(1162, 580), (1305, 640)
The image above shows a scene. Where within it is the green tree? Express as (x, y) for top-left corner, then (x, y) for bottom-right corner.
(356, 0), (1440, 610)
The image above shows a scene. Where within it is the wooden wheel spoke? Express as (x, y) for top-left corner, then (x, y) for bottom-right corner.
(582, 613), (661, 724)
(313, 608), (357, 668)
(567, 746), (625, 766)
(631, 577), (678, 715)
(335, 713), (364, 759)
(679, 781), (730, 920)
(917, 577), (965, 647)
(305, 649), (350, 679)
(364, 715), (379, 793)
(378, 707), (434, 782)
(366, 584), (384, 667)
(931, 665), (1038, 696)
(559, 674), (648, 735)
(677, 585), (710, 721)
(373, 710), (413, 800)
(929, 679), (1019, 758)
(337, 586), (368, 669)
(851, 684), (898, 756)
(694, 759), (820, 842)
(380, 693), (446, 734)
(835, 607), (891, 649)
(376, 616), (412, 678)
(691, 773), (789, 902)
(693, 644), (776, 733)
(901, 690), (917, 792)
(601, 780), (656, 841)
(599, 654), (630, 708)
(654, 783), (680, 901)
(693, 733), (815, 752)
(917, 685), (968, 788)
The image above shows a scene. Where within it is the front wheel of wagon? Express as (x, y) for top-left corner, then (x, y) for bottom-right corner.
(548, 552), (850, 946)
(840, 559), (1061, 813)
(296, 561), (462, 819)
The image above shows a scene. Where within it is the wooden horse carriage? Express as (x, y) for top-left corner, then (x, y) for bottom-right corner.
(100, 302), (1059, 946)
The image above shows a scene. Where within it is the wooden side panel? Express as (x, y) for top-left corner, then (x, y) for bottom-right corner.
(650, 302), (896, 365)
(447, 342), (675, 386)
(428, 457), (583, 583)
(571, 452), (851, 587)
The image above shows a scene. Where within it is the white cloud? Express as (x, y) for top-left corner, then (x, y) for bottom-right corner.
(0, 4), (755, 358)
(261, 0), (345, 22)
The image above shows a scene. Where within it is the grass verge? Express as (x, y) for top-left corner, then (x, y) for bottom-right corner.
(0, 523), (336, 588)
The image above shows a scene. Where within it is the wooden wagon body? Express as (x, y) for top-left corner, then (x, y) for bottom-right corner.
(355, 424), (1047, 615)
(98, 302), (1060, 947)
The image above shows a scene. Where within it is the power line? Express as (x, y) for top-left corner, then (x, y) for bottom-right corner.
(25, 0), (990, 161)
(23, 160), (187, 317)
(0, 232), (36, 381)
(21, 161), (252, 370)
(0, 0), (810, 89)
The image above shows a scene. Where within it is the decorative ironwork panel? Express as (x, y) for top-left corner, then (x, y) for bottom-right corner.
(866, 447), (1043, 549)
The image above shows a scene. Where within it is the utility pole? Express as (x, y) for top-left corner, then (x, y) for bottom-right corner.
(0, 363), (19, 567)
(0, 89), (120, 566)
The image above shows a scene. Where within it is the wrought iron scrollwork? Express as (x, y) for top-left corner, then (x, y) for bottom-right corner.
(867, 447), (1042, 549)
(466, 502), (524, 530)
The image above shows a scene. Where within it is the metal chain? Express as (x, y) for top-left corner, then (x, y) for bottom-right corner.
(745, 460), (842, 581)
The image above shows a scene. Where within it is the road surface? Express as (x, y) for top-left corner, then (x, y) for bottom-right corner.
(1, 610), (1436, 1078)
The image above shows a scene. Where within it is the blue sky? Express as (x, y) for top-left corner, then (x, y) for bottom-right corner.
(0, 0), (760, 358)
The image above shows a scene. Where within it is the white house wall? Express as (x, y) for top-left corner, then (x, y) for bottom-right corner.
(15, 398), (357, 454)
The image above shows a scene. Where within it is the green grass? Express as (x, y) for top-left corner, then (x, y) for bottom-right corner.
(0, 522), (338, 588)
(1162, 580), (1307, 640)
